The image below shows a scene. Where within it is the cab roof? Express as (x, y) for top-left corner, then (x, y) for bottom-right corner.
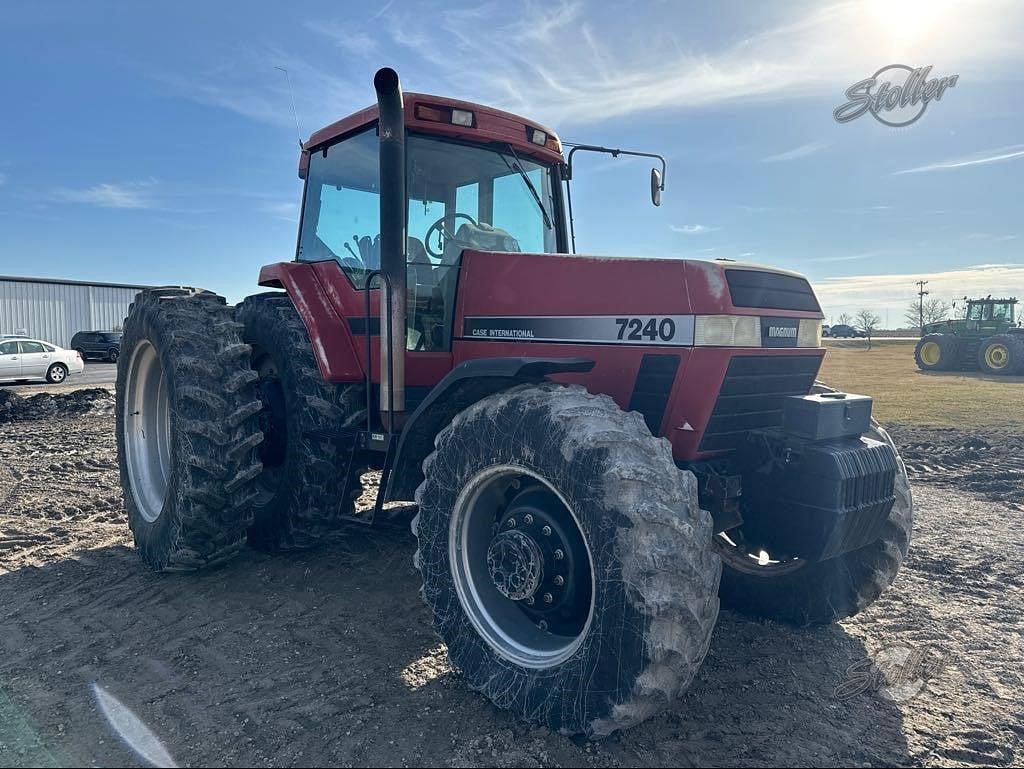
(300, 92), (564, 178)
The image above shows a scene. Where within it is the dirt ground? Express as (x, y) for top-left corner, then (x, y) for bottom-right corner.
(1, 389), (1022, 768)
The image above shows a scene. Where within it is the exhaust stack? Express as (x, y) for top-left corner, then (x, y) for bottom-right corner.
(374, 67), (407, 424)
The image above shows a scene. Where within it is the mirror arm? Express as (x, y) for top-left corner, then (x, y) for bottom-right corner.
(565, 143), (667, 189)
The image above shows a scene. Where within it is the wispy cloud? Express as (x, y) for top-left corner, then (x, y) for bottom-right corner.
(894, 144), (1024, 175)
(166, 1), (1024, 129)
(808, 250), (885, 263)
(262, 200), (300, 222)
(761, 141), (828, 163)
(965, 232), (1018, 242)
(671, 224), (717, 235)
(813, 263), (1024, 316)
(51, 180), (158, 209)
(305, 21), (379, 58)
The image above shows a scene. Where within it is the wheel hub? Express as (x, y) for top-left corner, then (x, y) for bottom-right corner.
(986, 344), (1008, 369)
(487, 530), (543, 601)
(448, 466), (595, 669)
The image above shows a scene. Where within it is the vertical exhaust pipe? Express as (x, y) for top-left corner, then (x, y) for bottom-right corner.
(374, 67), (406, 425)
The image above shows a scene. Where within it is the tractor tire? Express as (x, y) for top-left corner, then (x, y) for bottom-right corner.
(116, 288), (264, 571)
(977, 334), (1023, 375)
(236, 293), (367, 550)
(914, 333), (958, 371)
(716, 382), (913, 625)
(412, 383), (720, 736)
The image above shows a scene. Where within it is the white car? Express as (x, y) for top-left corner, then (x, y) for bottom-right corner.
(0, 337), (85, 384)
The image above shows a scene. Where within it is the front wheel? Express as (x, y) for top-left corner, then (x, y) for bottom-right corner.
(717, 384), (913, 625)
(412, 383), (720, 736)
(46, 363), (68, 384)
(978, 334), (1023, 375)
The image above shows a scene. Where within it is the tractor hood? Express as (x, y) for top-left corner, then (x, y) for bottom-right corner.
(456, 252), (824, 320)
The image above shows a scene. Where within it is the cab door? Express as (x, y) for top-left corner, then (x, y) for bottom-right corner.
(0, 341), (21, 379)
(17, 341), (50, 378)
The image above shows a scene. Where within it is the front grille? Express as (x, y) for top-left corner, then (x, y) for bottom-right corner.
(699, 355), (821, 452)
(726, 269), (820, 312)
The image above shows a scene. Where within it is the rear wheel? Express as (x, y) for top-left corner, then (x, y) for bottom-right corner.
(716, 383), (913, 625)
(978, 334), (1022, 375)
(413, 383), (720, 735)
(914, 333), (958, 371)
(116, 288), (264, 571)
(46, 363), (68, 384)
(236, 293), (367, 550)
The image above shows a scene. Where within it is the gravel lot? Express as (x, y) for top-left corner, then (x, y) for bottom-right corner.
(0, 389), (1021, 767)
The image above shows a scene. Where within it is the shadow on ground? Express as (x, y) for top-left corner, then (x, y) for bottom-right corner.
(0, 524), (911, 768)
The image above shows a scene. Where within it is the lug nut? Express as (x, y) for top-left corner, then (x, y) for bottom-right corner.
(553, 575), (564, 586)
(507, 518), (516, 528)
(525, 596), (534, 605)
(523, 514), (534, 525)
(538, 620), (548, 631)
(542, 526), (552, 536)
(543, 593), (553, 604)
(554, 549), (564, 560)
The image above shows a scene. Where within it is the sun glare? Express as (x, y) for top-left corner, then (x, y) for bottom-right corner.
(865, 0), (961, 56)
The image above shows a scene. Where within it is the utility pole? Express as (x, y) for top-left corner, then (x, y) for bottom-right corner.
(916, 280), (929, 332)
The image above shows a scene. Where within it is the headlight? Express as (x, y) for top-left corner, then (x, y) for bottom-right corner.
(694, 315), (761, 347)
(798, 319), (822, 347)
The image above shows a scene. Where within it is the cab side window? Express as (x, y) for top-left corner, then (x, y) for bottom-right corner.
(0, 342), (18, 355)
(19, 342), (45, 354)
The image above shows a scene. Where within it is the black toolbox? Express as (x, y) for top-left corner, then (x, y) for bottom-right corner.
(782, 392), (873, 441)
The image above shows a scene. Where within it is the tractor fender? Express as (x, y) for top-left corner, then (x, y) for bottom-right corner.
(258, 262), (364, 382)
(385, 357), (594, 502)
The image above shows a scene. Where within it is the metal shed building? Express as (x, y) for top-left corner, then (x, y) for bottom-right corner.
(0, 276), (152, 349)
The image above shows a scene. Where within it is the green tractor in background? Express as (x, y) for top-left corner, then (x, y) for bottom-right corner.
(915, 296), (1023, 375)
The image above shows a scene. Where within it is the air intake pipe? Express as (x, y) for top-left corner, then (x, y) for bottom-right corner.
(374, 67), (406, 424)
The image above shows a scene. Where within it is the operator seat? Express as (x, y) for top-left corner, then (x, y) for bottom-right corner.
(440, 222), (521, 265)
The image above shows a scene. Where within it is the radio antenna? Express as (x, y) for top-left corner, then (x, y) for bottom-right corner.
(275, 65), (303, 148)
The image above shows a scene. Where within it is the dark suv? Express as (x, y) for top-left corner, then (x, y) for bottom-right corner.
(70, 331), (122, 362)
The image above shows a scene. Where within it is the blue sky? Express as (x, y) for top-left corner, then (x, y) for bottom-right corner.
(1, 0), (1022, 324)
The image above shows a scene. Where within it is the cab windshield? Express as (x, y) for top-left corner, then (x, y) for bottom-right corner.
(298, 128), (559, 285)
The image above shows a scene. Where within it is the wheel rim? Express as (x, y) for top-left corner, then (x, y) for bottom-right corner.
(713, 531), (806, 576)
(449, 465), (595, 669)
(51, 366), (65, 382)
(123, 340), (172, 523)
(919, 341), (940, 365)
(985, 343), (1009, 369)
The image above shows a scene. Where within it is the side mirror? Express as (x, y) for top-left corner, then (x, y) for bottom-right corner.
(651, 168), (663, 207)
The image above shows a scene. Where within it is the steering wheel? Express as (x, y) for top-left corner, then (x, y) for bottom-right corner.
(424, 213), (478, 259)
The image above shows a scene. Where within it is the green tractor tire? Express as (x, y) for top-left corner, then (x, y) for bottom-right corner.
(914, 334), (959, 372)
(978, 335), (1024, 376)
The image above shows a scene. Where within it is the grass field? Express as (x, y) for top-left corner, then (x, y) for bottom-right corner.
(819, 339), (1024, 427)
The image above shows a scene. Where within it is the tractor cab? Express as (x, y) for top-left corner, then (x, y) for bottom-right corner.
(963, 297), (1017, 327)
(296, 108), (564, 352)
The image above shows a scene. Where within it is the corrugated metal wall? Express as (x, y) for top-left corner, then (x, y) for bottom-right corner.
(0, 279), (145, 348)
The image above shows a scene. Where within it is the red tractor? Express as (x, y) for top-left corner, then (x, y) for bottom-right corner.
(116, 68), (912, 735)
